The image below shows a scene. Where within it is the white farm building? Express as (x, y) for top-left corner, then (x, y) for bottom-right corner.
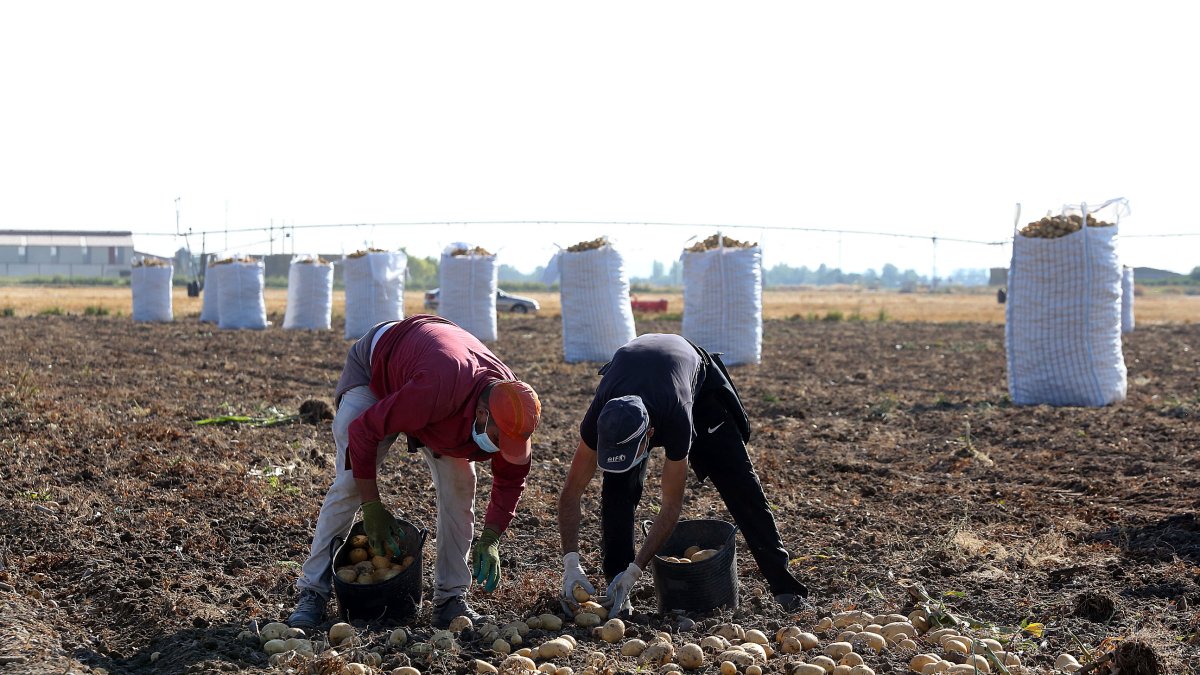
(0, 230), (135, 278)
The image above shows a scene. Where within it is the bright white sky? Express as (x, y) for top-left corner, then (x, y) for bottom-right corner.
(2, 1), (1197, 277)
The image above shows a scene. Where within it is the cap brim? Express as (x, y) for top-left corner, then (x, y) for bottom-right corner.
(596, 433), (646, 473)
(498, 432), (532, 466)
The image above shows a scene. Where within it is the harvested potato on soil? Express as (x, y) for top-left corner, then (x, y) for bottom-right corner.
(677, 643), (704, 670)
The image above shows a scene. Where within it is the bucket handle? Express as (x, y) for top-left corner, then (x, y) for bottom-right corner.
(641, 520), (740, 549)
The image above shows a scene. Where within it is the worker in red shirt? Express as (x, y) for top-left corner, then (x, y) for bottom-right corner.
(289, 315), (541, 629)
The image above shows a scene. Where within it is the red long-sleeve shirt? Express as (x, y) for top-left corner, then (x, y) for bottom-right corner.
(347, 315), (529, 532)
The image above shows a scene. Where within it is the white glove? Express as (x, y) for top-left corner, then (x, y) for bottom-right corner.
(603, 562), (642, 615)
(561, 552), (596, 607)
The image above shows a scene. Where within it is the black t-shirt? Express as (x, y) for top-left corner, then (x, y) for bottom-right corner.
(580, 334), (703, 461)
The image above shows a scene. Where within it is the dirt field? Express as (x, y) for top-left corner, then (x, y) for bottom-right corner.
(1, 286), (1197, 324)
(1, 314), (1197, 674)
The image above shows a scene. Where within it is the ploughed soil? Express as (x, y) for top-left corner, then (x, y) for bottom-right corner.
(1, 315), (1197, 674)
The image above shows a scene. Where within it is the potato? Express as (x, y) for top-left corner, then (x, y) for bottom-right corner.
(717, 650), (753, 667)
(355, 572), (374, 584)
(746, 667), (762, 675)
(994, 651), (1020, 666)
(431, 630), (456, 650)
(719, 662), (737, 675)
(594, 619), (625, 643)
(741, 643), (767, 662)
(832, 668), (852, 675)
(539, 614), (563, 631)
(683, 546), (702, 559)
(677, 643), (704, 670)
(348, 547), (370, 563)
(744, 630), (768, 645)
(387, 628), (408, 647)
(538, 638), (574, 660)
(577, 601), (608, 620)
(942, 638), (970, 655)
(409, 642), (433, 656)
(973, 638), (1002, 655)
(367, 555), (390, 570)
(920, 662), (951, 675)
(260, 622), (290, 643)
(475, 659), (499, 674)
(823, 642), (853, 659)
(788, 664), (824, 675)
(781, 636), (804, 654)
(504, 621), (531, 637)
(262, 639), (289, 655)
(449, 615), (474, 633)
(516, 648), (533, 658)
(839, 652), (863, 666)
(945, 666), (983, 675)
(700, 636), (728, 652)
(393, 668), (420, 675)
(573, 583), (591, 603)
(341, 664), (368, 675)
(850, 631), (885, 652)
(493, 639), (512, 654)
(350, 534), (369, 548)
(925, 629), (958, 643)
(283, 638), (314, 654)
(377, 568), (401, 582)
(810, 655), (838, 671)
(832, 610), (872, 628)
(898, 639), (918, 651)
(688, 549), (718, 562)
(815, 617), (834, 632)
(848, 667), (874, 675)
(910, 654), (940, 672)
(574, 612), (601, 628)
(622, 639), (647, 657)
(713, 624), (742, 640)
(641, 642), (674, 666)
(401, 555), (415, 568)
(538, 664), (557, 674)
(559, 634), (577, 648)
(555, 668), (572, 675)
(502, 655), (537, 672)
(960, 655), (989, 672)
(336, 566), (358, 583)
(354, 561), (376, 576)
(798, 632), (819, 650)
(328, 622), (355, 646)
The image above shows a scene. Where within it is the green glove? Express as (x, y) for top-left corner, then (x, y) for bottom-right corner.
(471, 528), (501, 592)
(360, 500), (404, 557)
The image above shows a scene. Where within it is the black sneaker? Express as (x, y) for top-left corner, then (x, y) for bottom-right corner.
(288, 588), (328, 629)
(774, 593), (810, 612)
(432, 595), (487, 629)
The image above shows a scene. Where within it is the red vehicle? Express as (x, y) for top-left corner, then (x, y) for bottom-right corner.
(630, 295), (668, 312)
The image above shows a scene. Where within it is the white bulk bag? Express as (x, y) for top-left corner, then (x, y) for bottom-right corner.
(199, 264), (221, 323)
(343, 251), (407, 340)
(1006, 222), (1126, 406)
(283, 256), (334, 330)
(1121, 266), (1135, 334)
(438, 243), (498, 342)
(681, 243), (763, 365)
(544, 242), (636, 362)
(131, 264), (174, 323)
(217, 260), (269, 330)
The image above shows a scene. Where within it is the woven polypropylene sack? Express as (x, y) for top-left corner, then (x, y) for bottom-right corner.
(217, 261), (268, 330)
(199, 266), (221, 323)
(545, 245), (636, 362)
(131, 266), (174, 323)
(283, 258), (334, 330)
(681, 245), (763, 365)
(1121, 267), (1135, 334)
(1005, 225), (1126, 406)
(439, 247), (497, 342)
(343, 251), (406, 340)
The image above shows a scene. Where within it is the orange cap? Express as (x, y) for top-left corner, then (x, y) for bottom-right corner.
(488, 380), (540, 465)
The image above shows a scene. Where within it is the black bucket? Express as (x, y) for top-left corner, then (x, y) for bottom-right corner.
(330, 519), (428, 623)
(645, 519), (739, 613)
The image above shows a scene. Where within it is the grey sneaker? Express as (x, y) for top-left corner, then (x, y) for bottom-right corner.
(432, 595), (486, 629)
(288, 589), (328, 629)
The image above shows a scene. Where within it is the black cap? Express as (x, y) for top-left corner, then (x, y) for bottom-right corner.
(596, 395), (650, 473)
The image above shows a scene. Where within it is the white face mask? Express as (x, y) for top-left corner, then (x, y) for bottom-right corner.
(473, 410), (501, 454)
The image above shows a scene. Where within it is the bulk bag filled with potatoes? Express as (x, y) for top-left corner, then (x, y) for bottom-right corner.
(130, 257), (174, 323)
(343, 249), (406, 340)
(438, 243), (498, 342)
(1005, 200), (1127, 406)
(283, 254), (334, 331)
(544, 237), (637, 363)
(199, 258), (222, 324)
(217, 257), (269, 330)
(681, 234), (763, 366)
(1121, 266), (1135, 334)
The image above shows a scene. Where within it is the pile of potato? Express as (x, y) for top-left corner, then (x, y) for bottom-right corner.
(347, 248), (390, 259)
(685, 234), (757, 252)
(132, 257), (169, 268)
(657, 544), (721, 564)
(566, 237), (609, 253)
(1019, 212), (1114, 239)
(448, 246), (493, 256)
(333, 534), (415, 585)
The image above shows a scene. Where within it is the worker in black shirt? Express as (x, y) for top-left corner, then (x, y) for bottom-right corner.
(557, 333), (808, 615)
